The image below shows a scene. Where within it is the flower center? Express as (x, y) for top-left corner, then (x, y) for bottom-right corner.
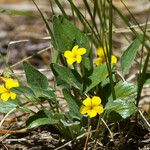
(73, 53), (78, 59)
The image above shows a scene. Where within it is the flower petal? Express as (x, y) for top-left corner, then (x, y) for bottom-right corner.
(111, 55), (117, 64)
(76, 48), (86, 55)
(87, 109), (97, 118)
(1, 92), (10, 101)
(64, 51), (73, 58)
(66, 58), (76, 65)
(95, 57), (104, 65)
(97, 47), (104, 57)
(83, 97), (92, 107)
(5, 79), (19, 89)
(0, 85), (7, 93)
(93, 106), (104, 114)
(91, 96), (101, 106)
(72, 45), (79, 53)
(80, 106), (90, 115)
(76, 55), (82, 63)
(10, 92), (17, 100)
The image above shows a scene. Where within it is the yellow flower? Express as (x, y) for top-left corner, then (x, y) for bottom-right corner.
(0, 78), (19, 101)
(80, 96), (104, 118)
(96, 46), (117, 65)
(111, 55), (117, 64)
(64, 45), (86, 65)
(95, 57), (105, 65)
(97, 47), (106, 57)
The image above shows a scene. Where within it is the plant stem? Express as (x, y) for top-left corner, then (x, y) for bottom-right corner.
(108, 0), (116, 100)
(84, 118), (91, 150)
(136, 8), (150, 106)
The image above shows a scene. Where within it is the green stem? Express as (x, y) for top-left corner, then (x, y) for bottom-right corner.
(136, 51), (150, 106)
(108, 0), (116, 100)
(83, 0), (101, 38)
(136, 7), (150, 106)
(54, 0), (68, 18)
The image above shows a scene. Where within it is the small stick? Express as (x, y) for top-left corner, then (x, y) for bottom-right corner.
(101, 118), (119, 150)
(11, 46), (52, 68)
(138, 110), (150, 129)
(83, 125), (91, 150)
(0, 108), (16, 128)
(54, 130), (96, 150)
(0, 128), (29, 134)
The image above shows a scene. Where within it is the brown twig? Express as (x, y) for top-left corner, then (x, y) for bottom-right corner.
(0, 108), (16, 128)
(10, 46), (52, 68)
(0, 128), (29, 134)
(83, 125), (91, 150)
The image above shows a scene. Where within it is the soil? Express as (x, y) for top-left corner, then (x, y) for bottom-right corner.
(0, 0), (150, 149)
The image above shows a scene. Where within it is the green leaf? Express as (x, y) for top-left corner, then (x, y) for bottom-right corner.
(121, 35), (143, 75)
(0, 99), (33, 114)
(51, 63), (83, 90)
(0, 9), (36, 17)
(32, 87), (56, 100)
(27, 109), (58, 128)
(143, 73), (150, 86)
(105, 99), (137, 119)
(145, 78), (150, 85)
(53, 16), (90, 53)
(59, 120), (81, 139)
(85, 64), (108, 93)
(82, 56), (93, 72)
(18, 106), (35, 114)
(28, 118), (58, 128)
(51, 50), (59, 64)
(63, 89), (82, 120)
(12, 81), (56, 101)
(11, 86), (35, 98)
(0, 100), (17, 113)
(23, 61), (48, 89)
(109, 81), (137, 102)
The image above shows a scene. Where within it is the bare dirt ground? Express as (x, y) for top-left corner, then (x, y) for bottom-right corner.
(0, 0), (150, 149)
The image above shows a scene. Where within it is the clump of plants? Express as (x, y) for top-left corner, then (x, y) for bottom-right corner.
(0, 0), (150, 149)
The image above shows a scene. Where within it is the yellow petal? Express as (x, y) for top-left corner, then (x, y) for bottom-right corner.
(76, 48), (86, 55)
(76, 55), (82, 63)
(66, 58), (76, 65)
(72, 45), (79, 54)
(80, 106), (90, 115)
(93, 106), (104, 114)
(97, 47), (104, 57)
(10, 92), (17, 100)
(87, 109), (97, 118)
(1, 92), (10, 101)
(83, 97), (92, 107)
(95, 57), (104, 65)
(0, 85), (7, 93)
(64, 51), (73, 58)
(97, 45), (110, 57)
(111, 55), (117, 64)
(5, 79), (19, 89)
(91, 96), (101, 106)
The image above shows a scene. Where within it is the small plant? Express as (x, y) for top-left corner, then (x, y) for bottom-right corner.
(0, 0), (150, 149)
